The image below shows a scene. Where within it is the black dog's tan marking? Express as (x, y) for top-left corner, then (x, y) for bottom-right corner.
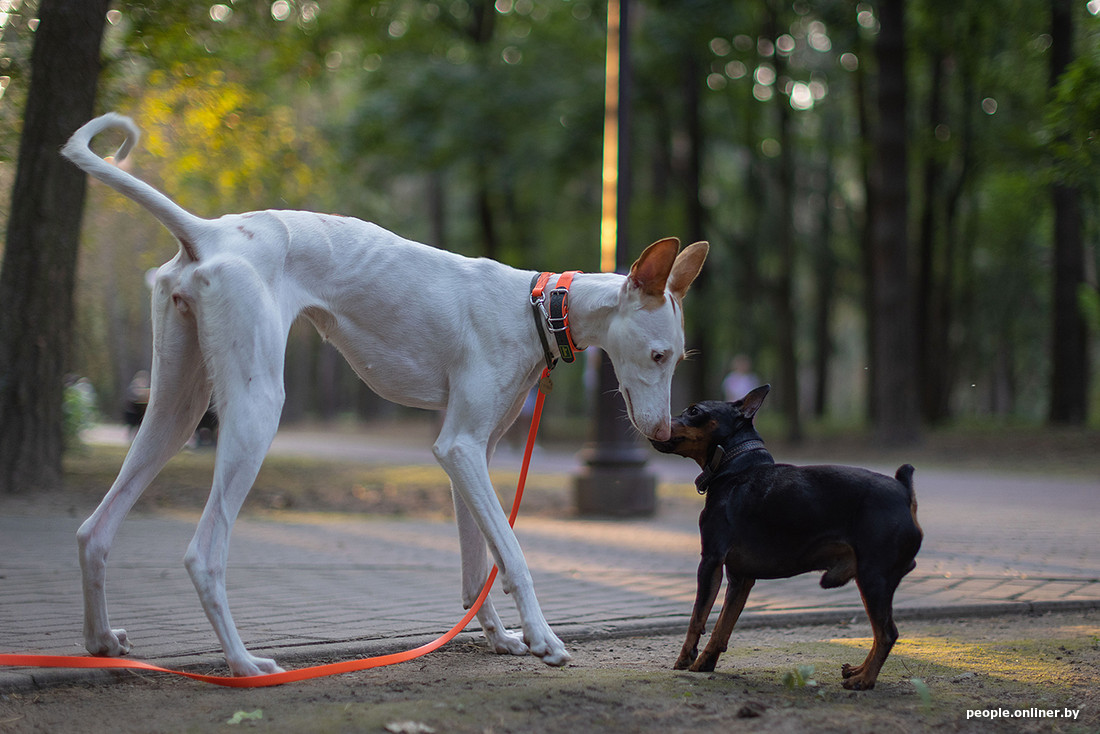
(657, 417), (716, 466)
(651, 385), (923, 690)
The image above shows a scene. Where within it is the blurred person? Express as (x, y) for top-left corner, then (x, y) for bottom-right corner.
(722, 355), (759, 403)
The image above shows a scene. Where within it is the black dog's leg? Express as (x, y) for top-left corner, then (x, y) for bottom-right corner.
(690, 573), (755, 673)
(675, 555), (723, 669)
(842, 570), (901, 690)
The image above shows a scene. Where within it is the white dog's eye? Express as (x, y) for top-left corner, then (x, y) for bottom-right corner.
(652, 350), (669, 364)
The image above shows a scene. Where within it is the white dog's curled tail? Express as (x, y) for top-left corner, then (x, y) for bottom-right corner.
(62, 113), (205, 261)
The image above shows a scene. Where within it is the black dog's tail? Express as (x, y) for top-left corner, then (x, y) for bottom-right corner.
(895, 463), (917, 518)
(895, 464), (922, 572)
(895, 463), (915, 491)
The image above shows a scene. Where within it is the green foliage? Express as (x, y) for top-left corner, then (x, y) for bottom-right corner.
(340, 0), (607, 264)
(128, 65), (329, 212)
(782, 664), (817, 689)
(1080, 284), (1100, 334)
(0, 0), (37, 163)
(910, 677), (933, 713)
(1046, 44), (1100, 194)
(2, 0), (1092, 428)
(62, 380), (99, 449)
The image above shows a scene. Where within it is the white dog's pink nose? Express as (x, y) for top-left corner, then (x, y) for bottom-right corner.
(621, 388), (671, 441)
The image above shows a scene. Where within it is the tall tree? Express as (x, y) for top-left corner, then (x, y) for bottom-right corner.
(0, 0), (111, 492)
(810, 112), (840, 420)
(767, 0), (802, 442)
(867, 0), (920, 444)
(1048, 0), (1088, 424)
(913, 1), (982, 424)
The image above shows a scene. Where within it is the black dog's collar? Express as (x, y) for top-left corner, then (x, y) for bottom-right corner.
(696, 439), (768, 494)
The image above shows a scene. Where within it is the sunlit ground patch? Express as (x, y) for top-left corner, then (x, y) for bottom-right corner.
(832, 627), (1100, 685)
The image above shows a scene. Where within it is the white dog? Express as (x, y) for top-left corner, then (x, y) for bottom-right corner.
(62, 113), (708, 676)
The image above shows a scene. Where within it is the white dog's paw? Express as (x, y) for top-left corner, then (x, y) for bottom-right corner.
(228, 654), (285, 677)
(525, 632), (571, 667)
(486, 628), (530, 657)
(86, 628), (131, 657)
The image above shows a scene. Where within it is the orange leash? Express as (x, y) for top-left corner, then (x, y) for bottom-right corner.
(0, 372), (550, 688)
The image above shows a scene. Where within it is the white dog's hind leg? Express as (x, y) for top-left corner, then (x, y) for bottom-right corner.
(182, 258), (289, 676)
(78, 291), (210, 658)
(184, 396), (284, 676)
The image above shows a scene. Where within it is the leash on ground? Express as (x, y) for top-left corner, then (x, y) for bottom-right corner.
(0, 370), (551, 688)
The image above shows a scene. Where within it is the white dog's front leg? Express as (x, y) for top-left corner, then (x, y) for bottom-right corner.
(434, 434), (571, 666)
(452, 489), (528, 656)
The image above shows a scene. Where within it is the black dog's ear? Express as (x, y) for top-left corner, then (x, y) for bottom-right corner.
(738, 384), (771, 420)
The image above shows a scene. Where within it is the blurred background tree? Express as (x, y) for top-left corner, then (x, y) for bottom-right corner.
(1, 0), (1097, 489)
(0, 0), (110, 492)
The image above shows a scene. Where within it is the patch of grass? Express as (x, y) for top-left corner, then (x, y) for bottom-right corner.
(772, 422), (1100, 479)
(833, 635), (1084, 687)
(61, 445), (575, 518)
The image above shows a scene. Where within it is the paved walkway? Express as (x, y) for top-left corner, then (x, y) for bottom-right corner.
(1, 426), (1098, 690)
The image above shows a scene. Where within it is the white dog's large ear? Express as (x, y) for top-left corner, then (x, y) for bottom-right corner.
(627, 237), (680, 301)
(668, 241), (708, 300)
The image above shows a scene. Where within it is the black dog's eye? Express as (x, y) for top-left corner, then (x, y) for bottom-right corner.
(686, 405), (702, 418)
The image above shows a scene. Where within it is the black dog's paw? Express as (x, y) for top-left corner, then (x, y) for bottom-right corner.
(840, 663), (877, 689)
(688, 653), (719, 673)
(841, 675), (876, 691)
(673, 643), (700, 670)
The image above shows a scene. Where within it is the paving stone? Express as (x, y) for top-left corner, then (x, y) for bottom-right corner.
(2, 431), (1097, 689)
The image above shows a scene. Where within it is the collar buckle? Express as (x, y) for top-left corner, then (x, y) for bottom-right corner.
(545, 288), (570, 333)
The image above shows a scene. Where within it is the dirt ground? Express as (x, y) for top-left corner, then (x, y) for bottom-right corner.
(2, 611), (1097, 734)
(3, 440), (1095, 732)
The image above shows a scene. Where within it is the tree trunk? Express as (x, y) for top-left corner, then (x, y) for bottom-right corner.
(474, 161), (500, 261)
(811, 123), (838, 419)
(867, 0), (920, 445)
(916, 49), (949, 425)
(427, 170), (447, 251)
(773, 52), (802, 442)
(0, 0), (110, 493)
(854, 35), (878, 425)
(681, 50), (711, 404)
(1048, 0), (1089, 424)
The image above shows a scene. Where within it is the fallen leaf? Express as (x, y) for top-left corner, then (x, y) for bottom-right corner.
(384, 722), (436, 734)
(226, 709), (263, 725)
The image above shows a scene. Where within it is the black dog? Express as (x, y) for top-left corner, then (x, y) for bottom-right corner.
(651, 385), (922, 690)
